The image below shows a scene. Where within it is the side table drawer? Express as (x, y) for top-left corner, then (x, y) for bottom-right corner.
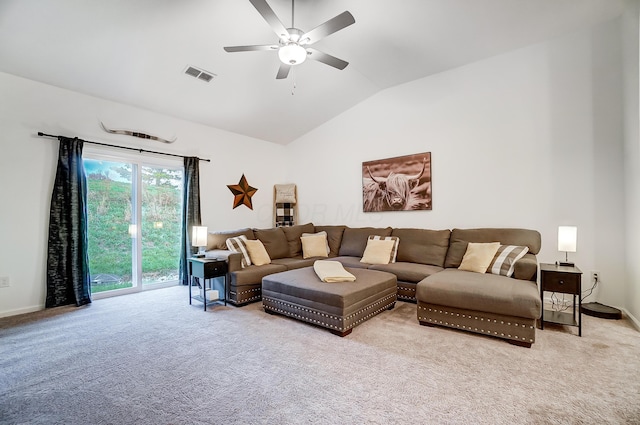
(204, 261), (227, 276)
(543, 272), (579, 294)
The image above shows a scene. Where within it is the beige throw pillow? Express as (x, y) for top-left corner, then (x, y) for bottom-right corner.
(301, 231), (330, 258)
(244, 239), (271, 266)
(361, 238), (396, 265)
(458, 242), (501, 273)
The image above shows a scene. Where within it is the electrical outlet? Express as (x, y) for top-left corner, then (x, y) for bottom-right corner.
(0, 276), (9, 288)
(591, 271), (599, 284)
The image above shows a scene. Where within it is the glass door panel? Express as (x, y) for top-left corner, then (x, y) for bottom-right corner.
(141, 165), (183, 287)
(85, 159), (135, 294)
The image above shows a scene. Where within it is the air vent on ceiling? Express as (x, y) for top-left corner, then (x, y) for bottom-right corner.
(184, 66), (216, 83)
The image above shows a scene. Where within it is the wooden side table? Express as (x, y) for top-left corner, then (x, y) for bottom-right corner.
(539, 263), (582, 336)
(188, 258), (227, 311)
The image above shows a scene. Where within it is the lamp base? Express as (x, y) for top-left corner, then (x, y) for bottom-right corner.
(556, 261), (575, 267)
(192, 253), (205, 258)
(581, 302), (622, 320)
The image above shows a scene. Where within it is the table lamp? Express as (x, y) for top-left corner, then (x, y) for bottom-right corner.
(191, 226), (208, 258)
(557, 225), (577, 267)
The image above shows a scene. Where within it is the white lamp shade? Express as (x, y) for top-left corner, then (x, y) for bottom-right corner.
(558, 226), (577, 252)
(192, 226), (208, 247)
(278, 43), (307, 65)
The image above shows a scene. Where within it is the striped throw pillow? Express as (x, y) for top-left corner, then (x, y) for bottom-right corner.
(367, 235), (400, 263)
(488, 245), (529, 277)
(226, 235), (252, 268)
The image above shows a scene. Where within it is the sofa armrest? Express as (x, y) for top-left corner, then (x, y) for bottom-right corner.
(205, 249), (244, 272)
(513, 253), (538, 281)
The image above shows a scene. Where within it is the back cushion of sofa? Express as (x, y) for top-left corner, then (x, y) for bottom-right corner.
(444, 228), (542, 268)
(281, 223), (315, 257)
(207, 228), (255, 250)
(391, 228), (451, 267)
(339, 227), (392, 257)
(314, 225), (346, 257)
(254, 227), (290, 260)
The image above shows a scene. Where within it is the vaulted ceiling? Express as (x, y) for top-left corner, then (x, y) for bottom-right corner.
(0, 0), (625, 144)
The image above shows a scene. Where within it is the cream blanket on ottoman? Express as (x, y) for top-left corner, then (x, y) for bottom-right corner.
(313, 260), (356, 283)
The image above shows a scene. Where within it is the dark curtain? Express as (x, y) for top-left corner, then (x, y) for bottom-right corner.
(179, 157), (202, 285)
(46, 137), (91, 308)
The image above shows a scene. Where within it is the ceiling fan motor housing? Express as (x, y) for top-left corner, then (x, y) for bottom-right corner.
(279, 28), (307, 65)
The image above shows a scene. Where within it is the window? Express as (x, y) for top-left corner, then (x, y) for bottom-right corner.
(83, 150), (183, 298)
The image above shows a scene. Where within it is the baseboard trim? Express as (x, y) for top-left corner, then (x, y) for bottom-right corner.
(0, 304), (43, 319)
(622, 308), (640, 332)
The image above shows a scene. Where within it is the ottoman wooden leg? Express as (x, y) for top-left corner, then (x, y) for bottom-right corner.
(330, 328), (352, 337)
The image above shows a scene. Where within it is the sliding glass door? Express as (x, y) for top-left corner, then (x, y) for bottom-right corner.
(140, 165), (183, 287)
(84, 151), (183, 297)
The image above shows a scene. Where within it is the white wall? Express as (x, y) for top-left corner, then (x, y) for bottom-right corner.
(0, 72), (286, 317)
(623, 0), (640, 326)
(287, 19), (629, 312)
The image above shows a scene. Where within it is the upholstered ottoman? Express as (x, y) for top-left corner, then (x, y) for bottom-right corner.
(262, 266), (397, 336)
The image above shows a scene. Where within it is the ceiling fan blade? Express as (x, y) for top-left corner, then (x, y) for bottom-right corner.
(306, 48), (349, 70)
(249, 0), (290, 40)
(224, 45), (278, 52)
(276, 63), (291, 79)
(300, 11), (355, 45)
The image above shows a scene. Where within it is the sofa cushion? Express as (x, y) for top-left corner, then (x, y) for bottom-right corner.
(369, 262), (444, 283)
(445, 228), (541, 268)
(513, 253), (538, 281)
(208, 228), (255, 250)
(254, 227), (289, 260)
(281, 223), (315, 257)
(458, 242), (501, 274)
(416, 269), (541, 319)
(314, 225), (346, 256)
(391, 228), (450, 267)
(229, 263), (288, 286)
(271, 257), (317, 270)
(332, 256), (371, 270)
(488, 245), (529, 277)
(338, 227), (392, 257)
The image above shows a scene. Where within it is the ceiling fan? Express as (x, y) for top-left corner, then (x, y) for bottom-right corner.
(224, 0), (355, 79)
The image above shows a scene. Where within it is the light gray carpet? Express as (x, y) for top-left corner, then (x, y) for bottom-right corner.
(1, 286), (639, 425)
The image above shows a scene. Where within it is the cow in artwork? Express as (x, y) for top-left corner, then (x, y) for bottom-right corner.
(363, 158), (429, 212)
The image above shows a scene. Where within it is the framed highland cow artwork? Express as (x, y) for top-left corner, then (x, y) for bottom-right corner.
(362, 152), (431, 212)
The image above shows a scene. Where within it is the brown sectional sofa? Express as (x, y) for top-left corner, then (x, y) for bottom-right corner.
(205, 224), (542, 346)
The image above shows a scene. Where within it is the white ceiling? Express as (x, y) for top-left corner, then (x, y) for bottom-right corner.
(0, 0), (625, 144)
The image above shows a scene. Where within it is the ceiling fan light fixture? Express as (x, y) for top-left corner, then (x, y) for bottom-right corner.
(278, 43), (307, 65)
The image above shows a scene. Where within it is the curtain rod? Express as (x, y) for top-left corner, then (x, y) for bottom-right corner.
(37, 132), (211, 162)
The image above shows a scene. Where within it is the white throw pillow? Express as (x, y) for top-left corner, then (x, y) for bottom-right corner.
(301, 233), (330, 259)
(301, 231), (330, 255)
(360, 238), (396, 265)
(367, 235), (399, 263)
(458, 242), (501, 273)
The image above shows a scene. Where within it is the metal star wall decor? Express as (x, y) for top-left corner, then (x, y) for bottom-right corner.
(227, 174), (258, 210)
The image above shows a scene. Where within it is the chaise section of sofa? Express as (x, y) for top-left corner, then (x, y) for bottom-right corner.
(415, 228), (542, 347)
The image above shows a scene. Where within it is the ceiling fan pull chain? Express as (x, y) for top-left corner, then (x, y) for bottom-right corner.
(291, 67), (297, 95)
